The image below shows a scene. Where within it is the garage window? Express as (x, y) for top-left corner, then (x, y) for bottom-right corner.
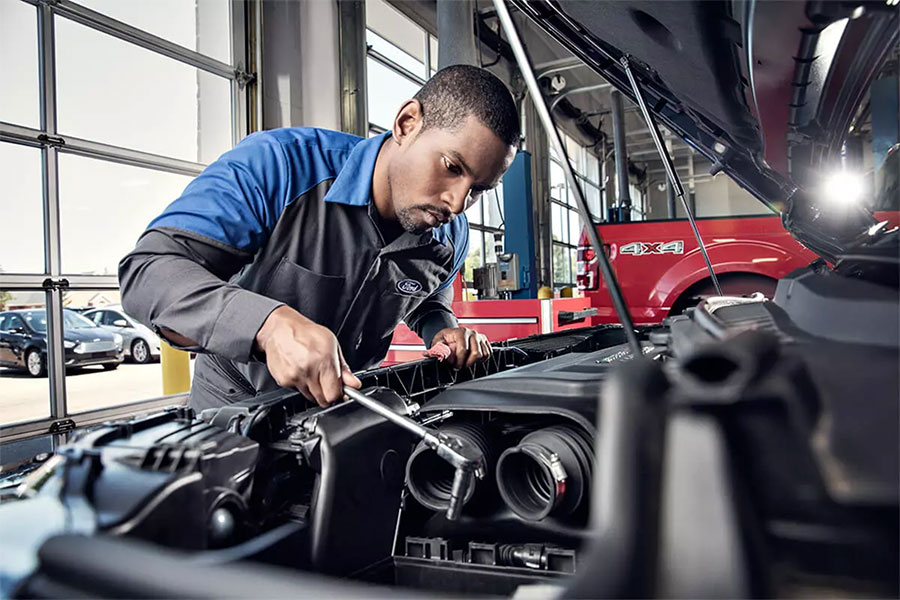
(365, 0), (432, 137)
(0, 143), (44, 274)
(0, 0), (249, 439)
(549, 133), (603, 288)
(364, 0), (498, 291)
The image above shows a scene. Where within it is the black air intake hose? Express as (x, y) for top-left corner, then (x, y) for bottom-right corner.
(406, 422), (495, 513)
(496, 425), (593, 521)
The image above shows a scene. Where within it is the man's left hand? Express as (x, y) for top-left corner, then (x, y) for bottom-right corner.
(430, 327), (492, 369)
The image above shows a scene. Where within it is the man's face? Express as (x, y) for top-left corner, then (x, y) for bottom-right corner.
(387, 113), (516, 234)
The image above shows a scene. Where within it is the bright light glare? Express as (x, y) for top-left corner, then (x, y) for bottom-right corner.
(821, 171), (864, 205)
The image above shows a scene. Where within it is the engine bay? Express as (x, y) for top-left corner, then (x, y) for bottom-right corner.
(1, 263), (897, 598)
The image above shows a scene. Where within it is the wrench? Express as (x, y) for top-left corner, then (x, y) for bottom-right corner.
(343, 386), (485, 520)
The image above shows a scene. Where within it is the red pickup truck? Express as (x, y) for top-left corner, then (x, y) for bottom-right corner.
(577, 211), (898, 324)
(577, 215), (815, 324)
(578, 145), (900, 324)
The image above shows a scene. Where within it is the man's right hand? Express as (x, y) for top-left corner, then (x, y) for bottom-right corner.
(255, 306), (361, 407)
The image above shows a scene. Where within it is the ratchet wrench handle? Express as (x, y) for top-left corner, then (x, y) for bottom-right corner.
(343, 386), (484, 520)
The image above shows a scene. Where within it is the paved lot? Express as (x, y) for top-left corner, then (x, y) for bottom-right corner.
(1, 361), (192, 426)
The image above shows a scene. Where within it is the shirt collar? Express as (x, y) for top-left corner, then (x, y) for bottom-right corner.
(323, 131), (391, 206)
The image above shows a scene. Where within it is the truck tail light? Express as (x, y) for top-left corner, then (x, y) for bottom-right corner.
(576, 244), (599, 290)
(576, 243), (611, 291)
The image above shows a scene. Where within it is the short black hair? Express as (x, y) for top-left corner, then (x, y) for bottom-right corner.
(413, 64), (520, 147)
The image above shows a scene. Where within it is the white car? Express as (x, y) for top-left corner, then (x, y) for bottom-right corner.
(83, 306), (161, 364)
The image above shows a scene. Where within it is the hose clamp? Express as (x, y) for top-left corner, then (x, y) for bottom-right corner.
(522, 444), (568, 503)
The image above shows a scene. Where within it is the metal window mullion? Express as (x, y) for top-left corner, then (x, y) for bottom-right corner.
(423, 33), (432, 78)
(479, 193), (486, 228)
(42, 145), (66, 420)
(59, 133), (208, 177)
(50, 0), (236, 80)
(367, 47), (427, 87)
(44, 283), (66, 420)
(0, 121), (46, 148)
(550, 155), (598, 186)
(37, 1), (67, 420)
(40, 150), (62, 277)
(248, 0), (263, 134)
(0, 122), (208, 177)
(578, 174), (601, 189)
(0, 275), (48, 288)
(231, 0), (250, 143)
(37, 4), (56, 138)
(55, 275), (119, 289)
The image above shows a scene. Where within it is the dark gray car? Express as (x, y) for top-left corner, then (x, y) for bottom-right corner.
(0, 309), (124, 376)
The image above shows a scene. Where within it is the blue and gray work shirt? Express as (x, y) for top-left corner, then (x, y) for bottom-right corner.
(119, 128), (468, 410)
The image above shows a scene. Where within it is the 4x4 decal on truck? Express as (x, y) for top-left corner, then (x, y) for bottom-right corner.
(620, 241), (684, 256)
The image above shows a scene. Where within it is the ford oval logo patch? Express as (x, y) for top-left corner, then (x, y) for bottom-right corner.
(396, 279), (423, 295)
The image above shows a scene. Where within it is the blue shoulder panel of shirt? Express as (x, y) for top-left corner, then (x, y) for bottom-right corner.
(147, 128), (469, 291)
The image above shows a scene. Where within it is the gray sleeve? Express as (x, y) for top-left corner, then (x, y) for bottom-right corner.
(118, 226), (283, 363)
(405, 286), (458, 348)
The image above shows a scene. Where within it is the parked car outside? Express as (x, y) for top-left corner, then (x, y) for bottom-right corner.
(83, 305), (162, 364)
(0, 309), (124, 377)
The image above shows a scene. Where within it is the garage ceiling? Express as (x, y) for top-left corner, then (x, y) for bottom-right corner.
(387, 0), (711, 188)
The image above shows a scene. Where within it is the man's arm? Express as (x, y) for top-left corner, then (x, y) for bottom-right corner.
(119, 227), (283, 362)
(119, 131), (360, 405)
(404, 219), (490, 368)
(405, 286), (491, 368)
(119, 131), (295, 363)
(405, 286), (458, 350)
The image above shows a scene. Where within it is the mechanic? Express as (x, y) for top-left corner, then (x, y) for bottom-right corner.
(119, 65), (520, 411)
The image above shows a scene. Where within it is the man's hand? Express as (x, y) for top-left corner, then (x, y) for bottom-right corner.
(255, 306), (361, 407)
(430, 327), (492, 369)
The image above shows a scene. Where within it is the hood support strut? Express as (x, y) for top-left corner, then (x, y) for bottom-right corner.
(620, 57), (722, 296)
(493, 0), (642, 357)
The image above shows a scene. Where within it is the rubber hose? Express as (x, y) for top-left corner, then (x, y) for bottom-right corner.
(496, 425), (593, 521)
(406, 422), (495, 513)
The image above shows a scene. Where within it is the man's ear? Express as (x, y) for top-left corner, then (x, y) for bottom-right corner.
(392, 99), (423, 145)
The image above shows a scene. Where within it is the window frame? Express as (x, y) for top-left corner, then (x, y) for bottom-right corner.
(548, 135), (603, 288)
(0, 0), (255, 443)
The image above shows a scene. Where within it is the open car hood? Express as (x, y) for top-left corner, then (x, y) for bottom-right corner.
(511, 0), (898, 262)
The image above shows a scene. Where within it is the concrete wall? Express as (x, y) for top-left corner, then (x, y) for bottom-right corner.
(261, 0), (341, 131)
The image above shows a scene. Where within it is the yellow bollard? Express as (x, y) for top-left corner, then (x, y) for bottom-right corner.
(161, 341), (191, 396)
(537, 286), (553, 299)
